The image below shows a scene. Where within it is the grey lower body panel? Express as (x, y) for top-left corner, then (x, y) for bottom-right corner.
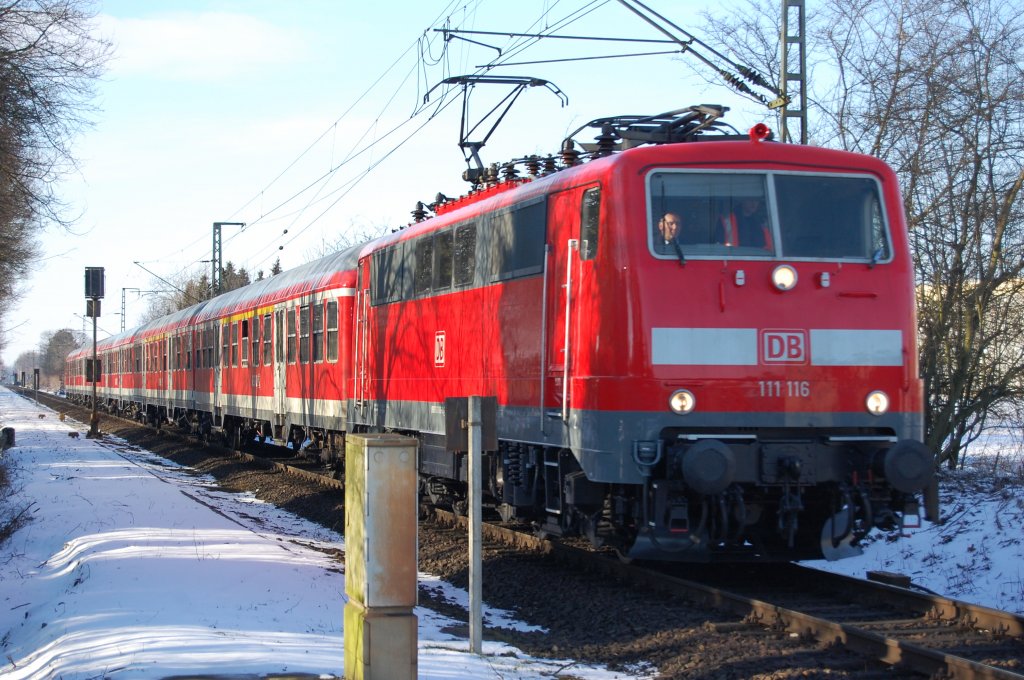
(349, 397), (922, 485)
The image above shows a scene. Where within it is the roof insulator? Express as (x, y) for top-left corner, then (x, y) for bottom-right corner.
(594, 124), (617, 157)
(411, 201), (427, 222)
(525, 156), (541, 177)
(560, 139), (580, 167)
(484, 163), (500, 185)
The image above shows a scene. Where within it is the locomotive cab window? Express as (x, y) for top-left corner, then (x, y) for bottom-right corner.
(649, 172), (773, 258)
(647, 170), (891, 262)
(774, 174), (891, 261)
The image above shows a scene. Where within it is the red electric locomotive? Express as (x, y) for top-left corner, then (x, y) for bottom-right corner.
(67, 106), (934, 562)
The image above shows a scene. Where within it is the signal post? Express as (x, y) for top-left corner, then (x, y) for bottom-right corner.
(84, 267), (103, 438)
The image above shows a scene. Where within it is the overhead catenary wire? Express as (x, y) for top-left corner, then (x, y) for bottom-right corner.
(151, 0), (656, 288)
(245, 94), (463, 273)
(147, 1), (478, 283)
(197, 1), (596, 274)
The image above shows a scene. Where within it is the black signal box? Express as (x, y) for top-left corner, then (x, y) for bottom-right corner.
(85, 267), (105, 299)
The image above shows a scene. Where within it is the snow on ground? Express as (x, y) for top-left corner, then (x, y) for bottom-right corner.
(2, 384), (1022, 679)
(0, 388), (653, 679)
(806, 426), (1024, 614)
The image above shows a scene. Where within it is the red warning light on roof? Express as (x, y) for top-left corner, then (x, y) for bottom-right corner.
(749, 123), (771, 142)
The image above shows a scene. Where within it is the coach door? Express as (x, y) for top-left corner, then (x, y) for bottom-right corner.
(544, 184), (597, 424)
(213, 324), (224, 422)
(274, 307), (287, 419)
(352, 263), (370, 422)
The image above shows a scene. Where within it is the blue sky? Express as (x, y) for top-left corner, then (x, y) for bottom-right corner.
(6, 0), (763, 366)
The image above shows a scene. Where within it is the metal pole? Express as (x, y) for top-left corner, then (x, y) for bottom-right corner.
(468, 395), (483, 654)
(212, 222), (222, 295)
(781, 0), (808, 144)
(89, 304), (98, 437)
(212, 222), (245, 296)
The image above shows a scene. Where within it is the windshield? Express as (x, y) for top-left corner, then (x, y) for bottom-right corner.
(647, 171), (891, 262)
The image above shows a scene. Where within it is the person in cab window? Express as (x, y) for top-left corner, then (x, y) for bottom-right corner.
(655, 212), (683, 254)
(720, 198), (772, 250)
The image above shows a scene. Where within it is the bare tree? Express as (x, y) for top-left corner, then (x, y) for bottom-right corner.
(0, 1), (110, 343)
(815, 0), (1024, 468)
(303, 219), (389, 261)
(698, 0), (1024, 470)
(137, 263), (252, 324)
(38, 327), (83, 375)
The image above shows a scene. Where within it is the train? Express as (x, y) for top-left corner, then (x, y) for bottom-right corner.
(66, 106), (935, 562)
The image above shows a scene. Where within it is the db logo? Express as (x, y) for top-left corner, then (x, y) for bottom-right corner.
(434, 331), (446, 367)
(760, 330), (807, 364)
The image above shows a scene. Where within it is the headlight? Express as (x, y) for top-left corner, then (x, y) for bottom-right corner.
(771, 264), (798, 291)
(669, 389), (696, 415)
(866, 390), (889, 416)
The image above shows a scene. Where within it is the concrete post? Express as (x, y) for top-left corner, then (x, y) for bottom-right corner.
(344, 434), (418, 680)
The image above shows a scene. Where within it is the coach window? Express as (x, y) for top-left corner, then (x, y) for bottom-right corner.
(287, 309), (297, 364)
(277, 311), (286, 364)
(162, 341), (167, 371)
(326, 301), (338, 362)
(453, 223), (476, 287)
(241, 319), (249, 366)
(299, 305), (311, 363)
(414, 238), (433, 296)
(251, 316), (260, 367)
(432, 230), (454, 291)
(580, 187), (601, 261)
(312, 303), (324, 362)
(263, 314), (272, 365)
(186, 334), (192, 370)
(231, 323), (239, 367)
(174, 336), (181, 370)
(489, 198), (546, 281)
(222, 324), (230, 367)
(371, 243), (406, 305)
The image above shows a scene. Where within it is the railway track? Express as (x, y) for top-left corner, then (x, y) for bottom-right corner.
(23, 389), (1024, 679)
(432, 511), (1024, 679)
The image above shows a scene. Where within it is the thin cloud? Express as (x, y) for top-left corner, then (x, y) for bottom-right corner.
(99, 11), (310, 81)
